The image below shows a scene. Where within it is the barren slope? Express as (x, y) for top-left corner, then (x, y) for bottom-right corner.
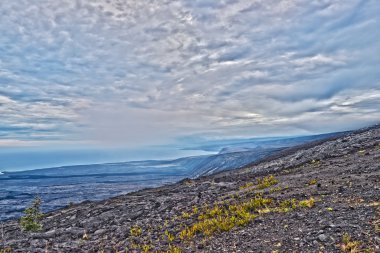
(1, 125), (379, 252)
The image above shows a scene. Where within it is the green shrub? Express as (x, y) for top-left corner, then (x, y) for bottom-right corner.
(19, 197), (43, 232)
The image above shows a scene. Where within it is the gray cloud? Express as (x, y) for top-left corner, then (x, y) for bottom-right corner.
(0, 0), (379, 146)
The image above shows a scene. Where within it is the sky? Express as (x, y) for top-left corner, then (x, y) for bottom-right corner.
(0, 0), (379, 170)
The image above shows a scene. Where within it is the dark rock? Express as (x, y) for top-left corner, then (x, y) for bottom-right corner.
(130, 210), (143, 219)
(254, 217), (264, 223)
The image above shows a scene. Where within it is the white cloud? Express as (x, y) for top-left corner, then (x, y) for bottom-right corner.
(0, 0), (379, 146)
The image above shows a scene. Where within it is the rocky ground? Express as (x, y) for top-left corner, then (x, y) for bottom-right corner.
(1, 125), (379, 253)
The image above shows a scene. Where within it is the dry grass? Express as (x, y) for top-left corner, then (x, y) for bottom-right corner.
(299, 198), (315, 208)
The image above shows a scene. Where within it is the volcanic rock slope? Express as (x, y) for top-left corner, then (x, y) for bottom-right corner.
(2, 125), (380, 252)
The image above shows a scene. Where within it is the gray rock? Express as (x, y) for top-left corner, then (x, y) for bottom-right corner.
(318, 234), (327, 242)
(65, 227), (83, 237)
(94, 229), (106, 235)
(45, 229), (57, 237)
(31, 229), (57, 239)
(30, 239), (43, 248)
(130, 210), (144, 219)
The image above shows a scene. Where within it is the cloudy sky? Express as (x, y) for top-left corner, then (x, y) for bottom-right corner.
(0, 0), (379, 169)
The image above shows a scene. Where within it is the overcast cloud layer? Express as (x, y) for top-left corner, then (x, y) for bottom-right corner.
(1, 0), (379, 147)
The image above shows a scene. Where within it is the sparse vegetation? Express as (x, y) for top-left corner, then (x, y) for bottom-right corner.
(142, 244), (152, 253)
(299, 197), (315, 208)
(19, 196), (43, 232)
(166, 245), (182, 253)
(277, 198), (297, 212)
(130, 225), (142, 237)
(181, 211), (191, 219)
(165, 230), (175, 242)
(239, 175), (278, 190)
(269, 186), (282, 193)
(82, 230), (89, 240)
(308, 179), (318, 185)
(0, 248), (11, 253)
(256, 175), (278, 189)
(239, 182), (254, 190)
(179, 198), (272, 240)
(101, 175), (320, 252)
(98, 240), (105, 253)
(338, 233), (366, 253)
(374, 214), (380, 233)
(310, 159), (320, 165)
(178, 194), (316, 241)
(192, 206), (198, 215)
(180, 200), (260, 239)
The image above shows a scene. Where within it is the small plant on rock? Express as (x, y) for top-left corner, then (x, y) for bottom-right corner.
(310, 159), (320, 165)
(269, 186), (282, 193)
(0, 247), (12, 253)
(142, 244), (152, 253)
(166, 245), (182, 253)
(299, 197), (315, 208)
(256, 175), (278, 189)
(339, 233), (360, 252)
(130, 225), (142, 237)
(239, 182), (254, 190)
(181, 211), (191, 219)
(165, 230), (175, 242)
(308, 179), (318, 185)
(19, 196), (43, 232)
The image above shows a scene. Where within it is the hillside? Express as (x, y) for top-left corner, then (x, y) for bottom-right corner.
(0, 133), (335, 221)
(1, 125), (379, 252)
